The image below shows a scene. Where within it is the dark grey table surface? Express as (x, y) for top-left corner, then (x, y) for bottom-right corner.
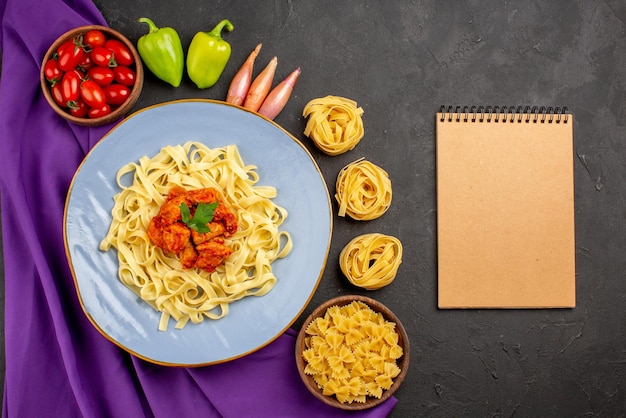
(3, 1), (626, 416)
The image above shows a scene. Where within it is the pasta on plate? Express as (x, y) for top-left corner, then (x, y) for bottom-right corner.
(99, 141), (292, 331)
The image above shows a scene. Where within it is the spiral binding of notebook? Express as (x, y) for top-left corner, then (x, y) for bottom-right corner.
(438, 105), (570, 124)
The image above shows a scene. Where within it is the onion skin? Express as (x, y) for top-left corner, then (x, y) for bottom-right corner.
(226, 43), (262, 106)
(258, 67), (301, 120)
(243, 56), (277, 112)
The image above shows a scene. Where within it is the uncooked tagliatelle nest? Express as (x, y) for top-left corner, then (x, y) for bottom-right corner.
(339, 233), (403, 290)
(302, 95), (364, 156)
(335, 158), (392, 221)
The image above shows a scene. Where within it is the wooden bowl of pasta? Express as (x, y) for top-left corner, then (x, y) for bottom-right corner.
(295, 295), (409, 410)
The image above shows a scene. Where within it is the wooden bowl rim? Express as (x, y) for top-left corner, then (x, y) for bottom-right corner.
(40, 25), (144, 126)
(295, 295), (410, 410)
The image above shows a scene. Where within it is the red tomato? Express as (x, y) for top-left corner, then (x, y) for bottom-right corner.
(112, 66), (136, 86)
(44, 59), (62, 84)
(79, 54), (93, 71)
(56, 39), (74, 58)
(91, 47), (116, 67)
(105, 39), (134, 66)
(80, 80), (106, 108)
(61, 70), (82, 104)
(83, 30), (106, 49)
(88, 104), (111, 119)
(69, 99), (89, 118)
(104, 84), (130, 105)
(50, 83), (66, 107)
(57, 38), (85, 72)
(87, 67), (114, 86)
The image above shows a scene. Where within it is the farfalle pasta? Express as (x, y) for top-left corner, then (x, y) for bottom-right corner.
(339, 233), (403, 290)
(301, 301), (403, 404)
(335, 158), (392, 220)
(303, 95), (364, 156)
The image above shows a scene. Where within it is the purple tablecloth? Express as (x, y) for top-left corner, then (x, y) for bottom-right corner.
(0, 0), (397, 416)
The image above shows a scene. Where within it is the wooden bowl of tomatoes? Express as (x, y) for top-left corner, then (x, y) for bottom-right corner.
(40, 25), (143, 126)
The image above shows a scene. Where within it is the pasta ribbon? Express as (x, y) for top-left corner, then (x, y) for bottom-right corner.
(335, 159), (392, 220)
(339, 233), (403, 290)
(303, 95), (364, 156)
(100, 142), (292, 331)
(302, 301), (403, 404)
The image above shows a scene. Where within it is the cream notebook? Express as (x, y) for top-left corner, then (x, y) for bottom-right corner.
(436, 106), (575, 308)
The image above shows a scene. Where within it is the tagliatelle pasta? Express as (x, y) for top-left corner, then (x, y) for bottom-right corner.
(335, 158), (392, 220)
(302, 301), (403, 404)
(339, 233), (403, 290)
(99, 142), (292, 331)
(303, 95), (364, 156)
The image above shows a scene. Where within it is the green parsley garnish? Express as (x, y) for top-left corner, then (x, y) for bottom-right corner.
(179, 201), (219, 234)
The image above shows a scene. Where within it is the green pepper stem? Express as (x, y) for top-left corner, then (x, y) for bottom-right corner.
(138, 17), (160, 34)
(208, 19), (234, 39)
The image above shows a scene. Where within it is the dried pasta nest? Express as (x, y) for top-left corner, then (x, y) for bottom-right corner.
(335, 159), (392, 221)
(339, 233), (403, 290)
(303, 95), (364, 156)
(295, 295), (409, 410)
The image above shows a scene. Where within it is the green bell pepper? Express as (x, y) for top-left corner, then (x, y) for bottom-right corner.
(137, 17), (184, 87)
(186, 19), (234, 89)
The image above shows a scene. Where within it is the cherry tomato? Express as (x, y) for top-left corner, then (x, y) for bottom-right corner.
(91, 47), (116, 67)
(104, 84), (130, 105)
(79, 54), (93, 71)
(44, 59), (62, 84)
(50, 83), (66, 108)
(57, 38), (85, 72)
(83, 30), (106, 49)
(105, 39), (134, 66)
(87, 66), (114, 86)
(112, 66), (136, 86)
(56, 39), (74, 58)
(80, 80), (106, 109)
(88, 104), (111, 119)
(69, 99), (89, 118)
(61, 70), (82, 104)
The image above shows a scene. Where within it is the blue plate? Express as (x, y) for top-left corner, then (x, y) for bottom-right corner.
(64, 100), (332, 366)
